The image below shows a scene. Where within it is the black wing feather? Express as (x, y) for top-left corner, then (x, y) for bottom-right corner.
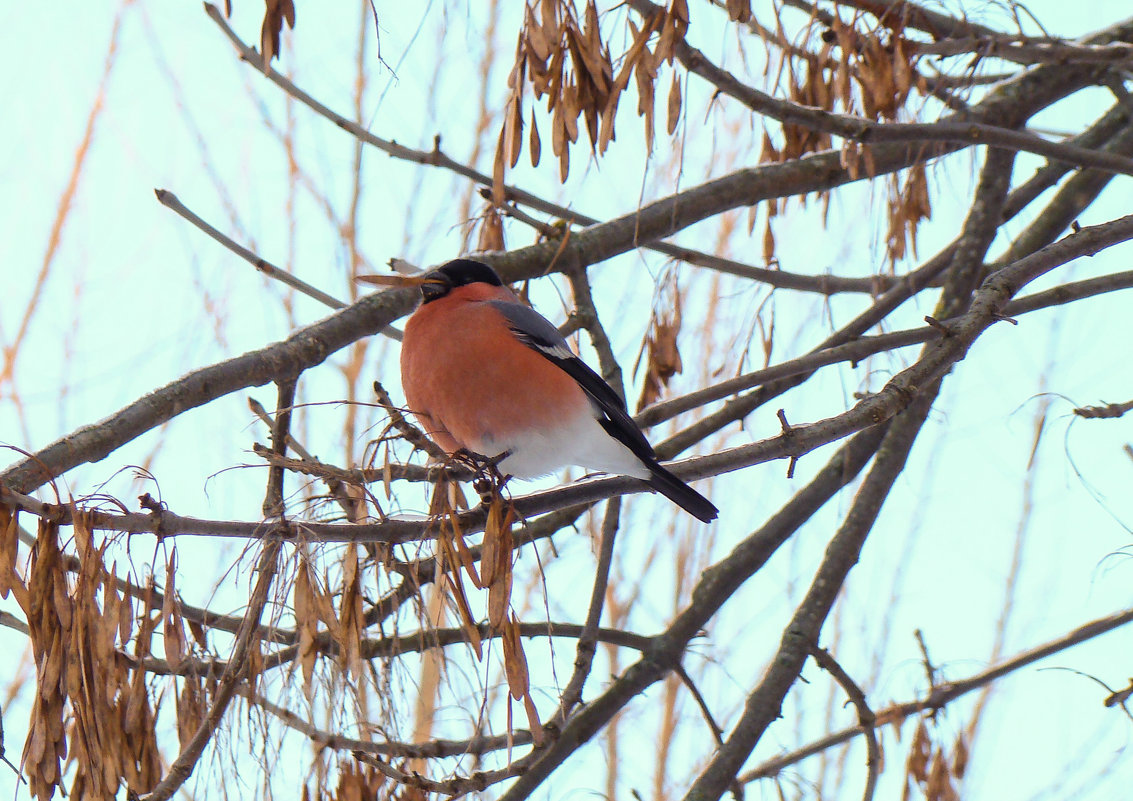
(489, 300), (718, 523)
(488, 301), (655, 462)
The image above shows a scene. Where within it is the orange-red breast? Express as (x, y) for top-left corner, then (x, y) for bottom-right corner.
(400, 259), (717, 523)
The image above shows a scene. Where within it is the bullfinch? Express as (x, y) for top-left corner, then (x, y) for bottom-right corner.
(399, 259), (718, 523)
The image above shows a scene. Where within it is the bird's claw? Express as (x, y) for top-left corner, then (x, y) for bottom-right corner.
(447, 448), (512, 506)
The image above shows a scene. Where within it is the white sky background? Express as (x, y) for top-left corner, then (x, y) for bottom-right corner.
(1, 1), (1132, 800)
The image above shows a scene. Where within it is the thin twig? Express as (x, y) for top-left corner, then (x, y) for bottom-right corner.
(248, 397), (365, 516)
(373, 380), (448, 461)
(556, 498), (621, 720)
(810, 645), (880, 801)
(352, 750), (516, 796)
(155, 189), (348, 312)
(1073, 398), (1133, 419)
(262, 379), (297, 517)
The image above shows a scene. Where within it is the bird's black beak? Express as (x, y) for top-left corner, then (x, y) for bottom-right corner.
(420, 272), (451, 303)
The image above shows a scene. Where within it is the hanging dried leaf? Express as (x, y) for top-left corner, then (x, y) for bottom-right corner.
(308, 568), (340, 637)
(597, 90), (620, 154)
(491, 126), (508, 207)
(176, 675), (205, 750)
(337, 545), (364, 679)
(334, 762), (387, 800)
(529, 109), (542, 166)
(501, 614), (530, 700)
(525, 3), (552, 61)
(573, 3), (611, 96)
(894, 36), (914, 102)
(558, 141), (570, 182)
(886, 161), (932, 263)
(382, 443), (393, 500)
(906, 719), (932, 785)
(666, 70), (682, 135)
(655, 0), (688, 65)
(0, 504), (21, 601)
(487, 571), (511, 629)
(540, 0), (557, 37)
(162, 551), (186, 668)
(926, 748), (956, 801)
(501, 613), (543, 745)
(952, 732), (969, 778)
(484, 496), (515, 629)
(762, 218), (776, 264)
(477, 204), (506, 253)
(427, 475), (484, 656)
(260, 0), (296, 71)
(450, 518), (482, 589)
(294, 550), (319, 690)
(600, 14), (657, 155)
(561, 83), (580, 144)
(841, 140), (862, 180)
(505, 96), (524, 169)
(635, 280), (684, 411)
(102, 577), (123, 655)
(23, 519), (69, 801)
(523, 692), (544, 746)
(725, 0), (752, 23)
(443, 567), (483, 660)
(634, 54), (657, 154)
(670, 0), (690, 26)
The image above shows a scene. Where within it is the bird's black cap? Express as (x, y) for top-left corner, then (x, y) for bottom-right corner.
(420, 259), (503, 303)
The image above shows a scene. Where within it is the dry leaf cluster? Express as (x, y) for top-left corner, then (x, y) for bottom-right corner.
(425, 476), (544, 744)
(903, 719), (968, 801)
(754, 10), (933, 264)
(635, 274), (684, 411)
(495, 0), (701, 193)
(8, 513), (161, 800)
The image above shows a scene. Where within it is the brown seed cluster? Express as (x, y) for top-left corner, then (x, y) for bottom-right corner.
(13, 513), (161, 800)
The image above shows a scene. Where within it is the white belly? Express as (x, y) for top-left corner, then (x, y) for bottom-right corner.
(487, 406), (651, 481)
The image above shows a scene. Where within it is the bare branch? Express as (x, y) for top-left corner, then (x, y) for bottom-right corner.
(495, 425), (890, 801)
(810, 646), (880, 801)
(155, 189), (349, 312)
(741, 604), (1133, 783)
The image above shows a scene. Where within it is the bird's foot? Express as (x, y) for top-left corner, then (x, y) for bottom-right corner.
(445, 448), (512, 505)
(472, 452), (513, 505)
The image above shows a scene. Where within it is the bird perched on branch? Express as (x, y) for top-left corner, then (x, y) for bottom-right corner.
(397, 258), (718, 523)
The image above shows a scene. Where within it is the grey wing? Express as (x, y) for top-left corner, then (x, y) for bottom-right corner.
(487, 299), (655, 461)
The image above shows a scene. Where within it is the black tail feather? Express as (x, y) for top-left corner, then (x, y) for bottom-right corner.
(645, 461), (718, 523)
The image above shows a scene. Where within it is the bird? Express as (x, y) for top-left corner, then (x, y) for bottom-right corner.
(398, 258), (718, 523)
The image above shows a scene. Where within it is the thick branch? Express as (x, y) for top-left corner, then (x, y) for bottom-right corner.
(494, 425), (889, 801)
(682, 391), (935, 801)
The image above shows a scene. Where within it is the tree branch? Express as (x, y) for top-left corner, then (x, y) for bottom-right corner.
(740, 603), (1133, 783)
